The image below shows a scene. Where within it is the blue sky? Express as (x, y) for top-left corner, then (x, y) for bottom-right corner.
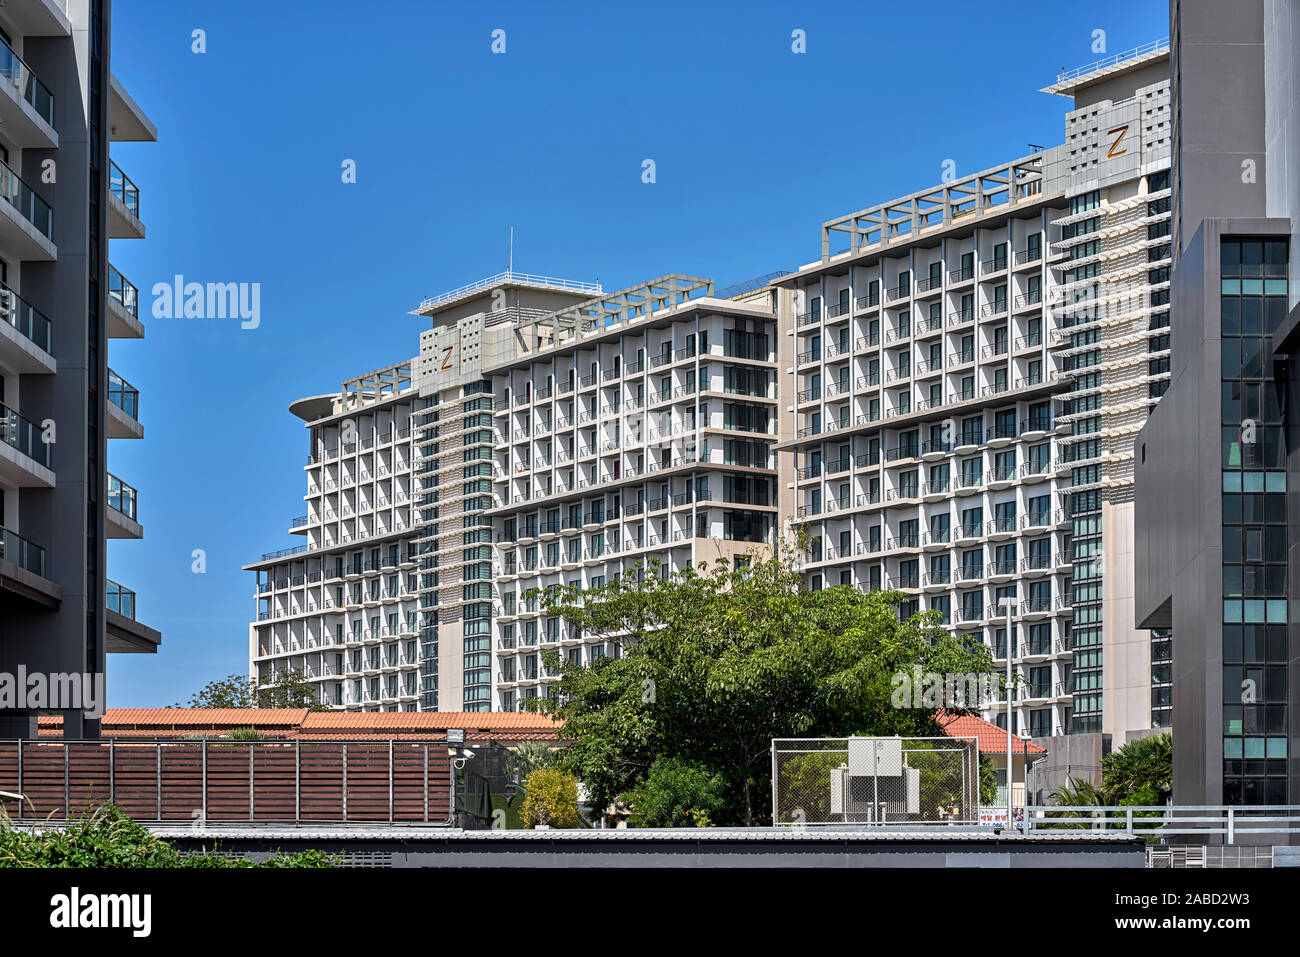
(105, 0), (1169, 706)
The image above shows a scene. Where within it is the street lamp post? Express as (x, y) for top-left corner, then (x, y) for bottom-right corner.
(1003, 601), (1014, 830)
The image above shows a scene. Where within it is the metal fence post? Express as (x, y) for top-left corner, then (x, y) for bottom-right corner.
(201, 738), (207, 825)
(295, 741), (301, 822)
(16, 739), (22, 816)
(1125, 806), (1133, 836)
(770, 741), (777, 825)
(109, 738), (115, 806)
(423, 743), (429, 823)
(155, 743), (161, 820)
(249, 743), (255, 822)
(341, 743), (348, 822)
(388, 739), (394, 823)
(63, 742), (69, 818)
(1227, 806), (1235, 845)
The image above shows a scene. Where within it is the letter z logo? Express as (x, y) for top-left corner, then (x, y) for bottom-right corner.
(441, 346), (454, 370)
(1107, 125), (1129, 159)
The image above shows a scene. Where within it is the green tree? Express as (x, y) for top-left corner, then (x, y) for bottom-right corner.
(1101, 733), (1171, 804)
(532, 541), (995, 825)
(520, 768), (580, 828)
(979, 755), (998, 805)
(621, 756), (730, 828)
(173, 673), (252, 709)
(171, 671), (325, 711)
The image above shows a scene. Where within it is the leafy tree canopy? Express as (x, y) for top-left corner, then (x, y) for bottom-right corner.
(170, 671), (325, 711)
(530, 542), (995, 825)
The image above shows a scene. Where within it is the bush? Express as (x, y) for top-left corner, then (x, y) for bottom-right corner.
(622, 757), (729, 827)
(0, 804), (336, 868)
(520, 768), (580, 828)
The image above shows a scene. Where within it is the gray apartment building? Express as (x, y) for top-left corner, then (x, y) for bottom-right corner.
(0, 0), (160, 739)
(1136, 0), (1300, 810)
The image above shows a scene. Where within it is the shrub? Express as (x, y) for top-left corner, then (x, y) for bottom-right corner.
(0, 804), (336, 868)
(623, 757), (730, 827)
(520, 768), (580, 828)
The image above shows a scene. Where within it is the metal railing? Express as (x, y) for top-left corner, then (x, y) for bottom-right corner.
(0, 400), (48, 466)
(109, 159), (140, 219)
(0, 155), (52, 238)
(0, 525), (45, 576)
(108, 474), (138, 521)
(417, 271), (601, 312)
(0, 281), (51, 353)
(105, 579), (136, 619)
(109, 264), (138, 318)
(0, 36), (53, 125)
(1027, 804), (1300, 844)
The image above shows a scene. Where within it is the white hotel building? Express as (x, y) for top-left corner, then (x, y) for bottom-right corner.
(780, 41), (1174, 741)
(248, 42), (1177, 749)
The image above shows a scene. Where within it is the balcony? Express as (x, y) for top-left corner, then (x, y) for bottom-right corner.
(0, 36), (56, 148)
(0, 156), (54, 260)
(108, 159), (144, 239)
(108, 265), (144, 338)
(0, 524), (46, 577)
(107, 474), (143, 539)
(0, 281), (53, 373)
(107, 369), (143, 439)
(0, 400), (54, 487)
(109, 74), (158, 143)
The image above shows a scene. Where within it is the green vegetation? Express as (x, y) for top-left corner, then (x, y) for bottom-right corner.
(621, 757), (728, 827)
(1100, 733), (1172, 803)
(0, 804), (336, 868)
(170, 671), (324, 710)
(520, 768), (580, 829)
(529, 541), (995, 826)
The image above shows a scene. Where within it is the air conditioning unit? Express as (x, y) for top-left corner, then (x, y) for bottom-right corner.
(829, 737), (921, 820)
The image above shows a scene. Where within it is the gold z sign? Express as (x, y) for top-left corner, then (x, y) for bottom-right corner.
(1106, 125), (1129, 159)
(441, 346), (454, 370)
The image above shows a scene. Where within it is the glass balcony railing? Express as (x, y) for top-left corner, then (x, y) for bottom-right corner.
(108, 474), (138, 521)
(106, 579), (136, 619)
(109, 265), (138, 318)
(0, 156), (51, 238)
(109, 160), (140, 219)
(0, 280), (50, 352)
(0, 525), (45, 576)
(0, 37), (54, 126)
(0, 400), (49, 467)
(108, 369), (139, 419)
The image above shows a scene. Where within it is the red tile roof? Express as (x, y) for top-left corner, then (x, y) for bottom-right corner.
(937, 710), (1046, 755)
(36, 709), (565, 741)
(300, 711), (561, 731)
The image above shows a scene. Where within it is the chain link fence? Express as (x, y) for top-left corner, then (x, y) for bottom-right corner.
(772, 737), (981, 825)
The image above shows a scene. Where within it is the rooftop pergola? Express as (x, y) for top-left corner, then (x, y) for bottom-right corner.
(819, 154), (1049, 261)
(509, 274), (715, 359)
